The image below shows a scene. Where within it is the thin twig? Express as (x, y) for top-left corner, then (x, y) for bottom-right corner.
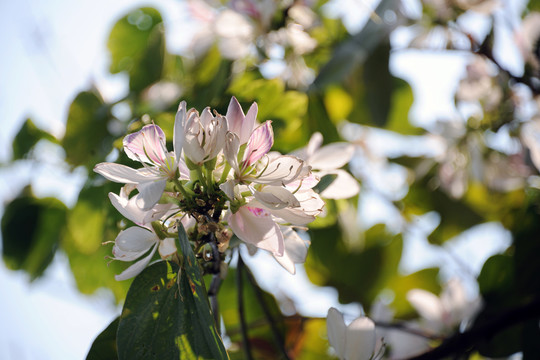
(243, 259), (292, 360)
(237, 255), (254, 360)
(374, 321), (444, 341)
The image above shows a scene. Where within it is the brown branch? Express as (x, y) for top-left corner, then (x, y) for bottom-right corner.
(406, 297), (540, 360)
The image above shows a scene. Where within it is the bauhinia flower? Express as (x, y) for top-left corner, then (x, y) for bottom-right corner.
(326, 307), (384, 360)
(96, 97), (338, 280)
(94, 102), (186, 210)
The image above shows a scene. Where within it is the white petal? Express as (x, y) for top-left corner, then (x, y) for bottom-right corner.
(241, 102), (258, 145)
(115, 244), (158, 281)
(219, 179), (237, 201)
(309, 143), (354, 170)
(327, 308), (347, 359)
(158, 238), (177, 258)
(224, 132), (241, 173)
(407, 289), (444, 323)
(319, 170), (360, 199)
(114, 226), (158, 253)
(345, 316), (376, 360)
(135, 180), (167, 210)
(94, 163), (162, 183)
(249, 155), (304, 185)
(281, 227), (308, 264)
(254, 186), (300, 210)
(305, 132), (323, 158)
(174, 101), (186, 161)
(228, 206), (284, 256)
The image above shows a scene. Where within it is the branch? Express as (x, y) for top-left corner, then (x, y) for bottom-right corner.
(237, 255), (254, 360)
(406, 297), (540, 360)
(243, 256), (292, 360)
(374, 321), (443, 341)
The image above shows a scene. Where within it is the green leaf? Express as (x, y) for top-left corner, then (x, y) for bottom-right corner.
(11, 118), (57, 160)
(61, 183), (131, 301)
(86, 317), (119, 360)
(108, 7), (165, 92)
(63, 91), (111, 168)
(116, 226), (228, 359)
(1, 186), (66, 280)
(313, 174), (338, 194)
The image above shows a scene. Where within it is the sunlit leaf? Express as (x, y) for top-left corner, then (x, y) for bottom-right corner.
(63, 91), (112, 168)
(108, 7), (165, 92)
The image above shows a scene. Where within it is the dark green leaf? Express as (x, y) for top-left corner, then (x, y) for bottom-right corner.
(11, 118), (57, 160)
(63, 91), (111, 168)
(86, 317), (119, 360)
(1, 186), (66, 280)
(116, 225), (228, 359)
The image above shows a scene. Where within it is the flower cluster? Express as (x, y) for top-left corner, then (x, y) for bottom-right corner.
(94, 97), (356, 280)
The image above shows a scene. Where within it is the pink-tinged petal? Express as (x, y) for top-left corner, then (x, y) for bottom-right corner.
(241, 102), (258, 144)
(244, 120), (274, 168)
(174, 101), (186, 161)
(285, 172), (319, 191)
(345, 316), (376, 360)
(123, 124), (168, 165)
(94, 163), (162, 183)
(319, 170), (360, 199)
(115, 244), (158, 281)
(327, 308), (347, 359)
(309, 142), (354, 170)
(228, 206), (284, 256)
(249, 155), (304, 185)
(135, 179), (167, 210)
(224, 96), (258, 145)
(253, 186), (300, 210)
(226, 96), (244, 137)
(158, 238), (177, 258)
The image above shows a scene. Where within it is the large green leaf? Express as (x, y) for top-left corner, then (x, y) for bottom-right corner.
(86, 317), (119, 360)
(116, 225), (228, 359)
(1, 186), (66, 280)
(11, 118), (57, 160)
(61, 182), (131, 301)
(63, 91), (111, 168)
(108, 7), (165, 92)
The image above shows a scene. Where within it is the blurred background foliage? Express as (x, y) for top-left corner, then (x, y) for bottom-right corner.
(3, 0), (540, 358)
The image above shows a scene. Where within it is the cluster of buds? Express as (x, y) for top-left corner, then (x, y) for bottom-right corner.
(94, 97), (334, 280)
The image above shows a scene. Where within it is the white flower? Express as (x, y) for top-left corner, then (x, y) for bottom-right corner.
(326, 308), (383, 360)
(94, 102), (186, 210)
(225, 96), (258, 145)
(181, 104), (228, 165)
(112, 226), (176, 281)
(294, 132), (359, 199)
(407, 278), (482, 334)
